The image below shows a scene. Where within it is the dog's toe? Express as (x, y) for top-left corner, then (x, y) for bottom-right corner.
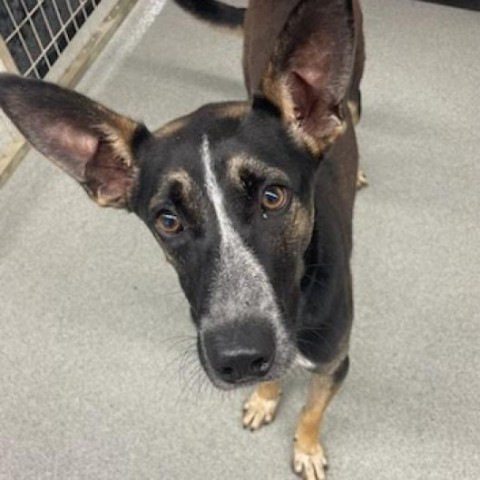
(242, 389), (280, 431)
(293, 442), (328, 480)
(356, 169), (368, 190)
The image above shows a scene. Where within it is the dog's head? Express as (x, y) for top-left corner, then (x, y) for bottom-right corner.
(0, 0), (356, 389)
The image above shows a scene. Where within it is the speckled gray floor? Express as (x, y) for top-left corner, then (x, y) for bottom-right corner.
(1, 1), (479, 479)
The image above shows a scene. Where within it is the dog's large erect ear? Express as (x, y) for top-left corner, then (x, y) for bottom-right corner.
(0, 74), (149, 208)
(244, 0), (355, 152)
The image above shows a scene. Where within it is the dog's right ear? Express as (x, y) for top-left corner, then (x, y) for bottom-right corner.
(0, 74), (151, 209)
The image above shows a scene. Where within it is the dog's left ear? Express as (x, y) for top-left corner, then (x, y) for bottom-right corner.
(0, 74), (150, 208)
(246, 0), (355, 153)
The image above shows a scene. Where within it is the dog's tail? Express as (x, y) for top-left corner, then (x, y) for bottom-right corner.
(172, 0), (245, 30)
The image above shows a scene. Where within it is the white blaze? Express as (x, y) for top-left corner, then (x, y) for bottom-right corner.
(201, 136), (286, 338)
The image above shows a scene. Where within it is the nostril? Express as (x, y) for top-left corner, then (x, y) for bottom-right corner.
(250, 356), (271, 376)
(220, 366), (235, 382)
(217, 355), (272, 384)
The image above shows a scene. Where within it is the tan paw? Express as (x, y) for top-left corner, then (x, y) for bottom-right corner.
(242, 389), (281, 431)
(356, 169), (368, 190)
(293, 442), (328, 480)
(347, 100), (360, 126)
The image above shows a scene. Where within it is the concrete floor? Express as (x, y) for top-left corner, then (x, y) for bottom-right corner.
(1, 1), (479, 479)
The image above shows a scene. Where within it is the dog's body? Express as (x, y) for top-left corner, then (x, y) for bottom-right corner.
(0, 1), (365, 479)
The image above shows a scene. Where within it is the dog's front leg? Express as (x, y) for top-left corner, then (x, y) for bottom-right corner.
(293, 357), (349, 480)
(242, 380), (282, 430)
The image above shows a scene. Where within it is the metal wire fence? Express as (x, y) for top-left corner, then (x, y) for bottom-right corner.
(0, 0), (103, 79)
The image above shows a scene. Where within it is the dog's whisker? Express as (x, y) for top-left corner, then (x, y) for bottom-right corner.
(160, 334), (196, 350)
(177, 365), (198, 403)
(178, 353), (199, 385)
(187, 364), (205, 403)
(158, 349), (191, 380)
(155, 339), (198, 399)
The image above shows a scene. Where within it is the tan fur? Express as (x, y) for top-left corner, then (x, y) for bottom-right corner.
(148, 168), (194, 211)
(356, 169), (368, 189)
(95, 194), (112, 207)
(155, 118), (188, 138)
(89, 115), (139, 208)
(98, 115), (138, 168)
(262, 64), (296, 125)
(347, 100), (360, 126)
(167, 169), (195, 196)
(243, 380), (282, 430)
(228, 154), (289, 186)
(282, 198), (314, 256)
(214, 102), (250, 119)
(293, 374), (337, 479)
(294, 375), (335, 452)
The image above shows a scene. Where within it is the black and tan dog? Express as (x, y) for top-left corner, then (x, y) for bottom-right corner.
(0, 0), (365, 478)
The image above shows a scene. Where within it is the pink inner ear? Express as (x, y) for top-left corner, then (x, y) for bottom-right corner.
(84, 136), (135, 208)
(289, 72), (312, 121)
(43, 122), (99, 180)
(294, 48), (330, 87)
(289, 68), (329, 123)
(290, 46), (333, 117)
(289, 66), (344, 142)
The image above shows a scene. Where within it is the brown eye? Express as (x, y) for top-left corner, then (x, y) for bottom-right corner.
(261, 185), (288, 212)
(157, 210), (183, 235)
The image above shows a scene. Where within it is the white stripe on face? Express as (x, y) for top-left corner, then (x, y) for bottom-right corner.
(201, 136), (288, 347)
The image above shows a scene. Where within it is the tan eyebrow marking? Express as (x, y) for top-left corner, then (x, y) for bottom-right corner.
(214, 102), (250, 119)
(155, 117), (188, 138)
(148, 168), (195, 210)
(228, 155), (289, 186)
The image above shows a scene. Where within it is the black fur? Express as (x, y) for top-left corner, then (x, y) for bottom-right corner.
(173, 0), (245, 28)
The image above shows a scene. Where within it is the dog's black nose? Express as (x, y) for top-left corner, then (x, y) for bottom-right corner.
(204, 323), (275, 384)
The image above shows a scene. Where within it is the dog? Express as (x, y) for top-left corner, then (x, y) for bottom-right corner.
(0, 1), (365, 479)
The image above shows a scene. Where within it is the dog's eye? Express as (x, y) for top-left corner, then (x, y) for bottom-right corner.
(261, 185), (289, 212)
(157, 210), (183, 236)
